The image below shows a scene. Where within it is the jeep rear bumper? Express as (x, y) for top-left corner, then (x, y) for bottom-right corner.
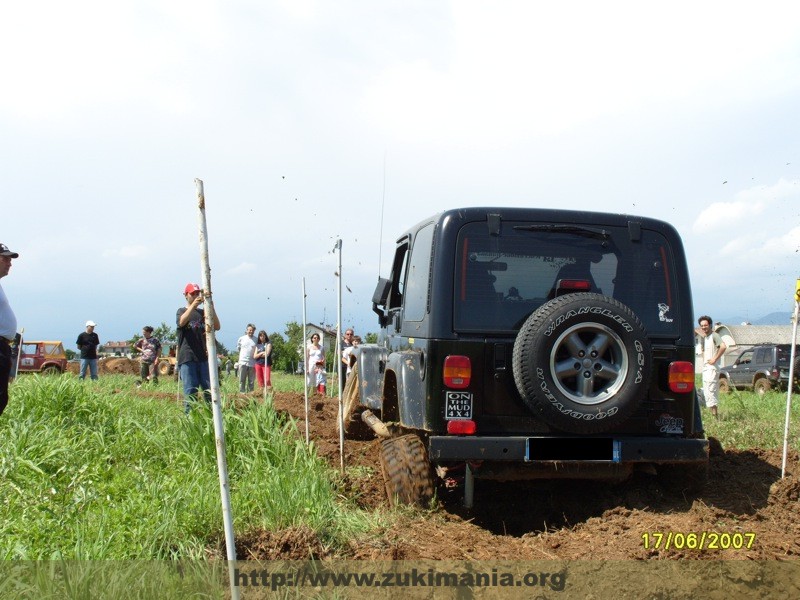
(428, 435), (709, 464)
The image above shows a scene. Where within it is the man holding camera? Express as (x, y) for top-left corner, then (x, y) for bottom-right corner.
(176, 282), (220, 412)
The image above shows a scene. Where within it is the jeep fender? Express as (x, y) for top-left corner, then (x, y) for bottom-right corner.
(384, 349), (427, 430)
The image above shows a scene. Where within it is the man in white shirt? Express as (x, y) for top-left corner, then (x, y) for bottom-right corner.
(695, 315), (727, 419)
(237, 323), (257, 393)
(0, 243), (19, 417)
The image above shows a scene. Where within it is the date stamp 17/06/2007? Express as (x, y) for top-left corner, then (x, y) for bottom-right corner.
(642, 532), (756, 551)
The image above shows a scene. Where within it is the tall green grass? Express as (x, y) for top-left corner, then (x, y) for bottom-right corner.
(0, 374), (373, 559)
(703, 386), (800, 451)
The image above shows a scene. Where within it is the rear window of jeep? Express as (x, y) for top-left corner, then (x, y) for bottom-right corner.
(453, 221), (681, 335)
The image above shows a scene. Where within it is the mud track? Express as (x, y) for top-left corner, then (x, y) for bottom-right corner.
(234, 391), (799, 561)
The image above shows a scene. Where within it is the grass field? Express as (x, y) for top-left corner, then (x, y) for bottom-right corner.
(0, 372), (375, 560)
(704, 385), (800, 450)
(1, 371), (798, 561)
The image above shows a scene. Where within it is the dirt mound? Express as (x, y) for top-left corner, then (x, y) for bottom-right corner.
(99, 357), (140, 375)
(235, 526), (333, 561)
(65, 358), (140, 375)
(249, 391), (800, 561)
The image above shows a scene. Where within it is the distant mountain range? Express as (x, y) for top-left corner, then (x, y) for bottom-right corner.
(719, 312), (794, 326)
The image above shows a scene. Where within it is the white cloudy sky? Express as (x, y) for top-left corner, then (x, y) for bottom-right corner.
(2, 0), (799, 350)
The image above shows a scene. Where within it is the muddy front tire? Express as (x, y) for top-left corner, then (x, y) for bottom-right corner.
(379, 434), (434, 507)
(753, 378), (771, 396)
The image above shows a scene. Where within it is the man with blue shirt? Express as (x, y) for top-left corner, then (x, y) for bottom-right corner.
(0, 243), (19, 416)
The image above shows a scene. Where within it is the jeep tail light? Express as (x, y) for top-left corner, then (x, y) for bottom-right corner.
(447, 420), (477, 435)
(555, 279), (592, 297)
(443, 355), (471, 388)
(669, 361), (695, 393)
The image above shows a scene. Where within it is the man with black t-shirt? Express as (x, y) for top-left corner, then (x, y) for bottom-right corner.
(76, 321), (100, 380)
(176, 282), (220, 412)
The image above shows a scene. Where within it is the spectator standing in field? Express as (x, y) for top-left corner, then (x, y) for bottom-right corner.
(224, 357), (233, 377)
(340, 328), (354, 387)
(133, 325), (162, 384)
(0, 243), (19, 417)
(253, 330), (273, 389)
(695, 315), (727, 419)
(176, 282), (220, 412)
(306, 333), (326, 395)
(76, 321), (101, 380)
(342, 335), (361, 379)
(237, 323), (257, 393)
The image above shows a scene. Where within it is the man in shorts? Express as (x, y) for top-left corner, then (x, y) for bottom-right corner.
(695, 315), (727, 419)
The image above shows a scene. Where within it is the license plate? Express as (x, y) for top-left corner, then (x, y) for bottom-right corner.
(445, 391), (473, 419)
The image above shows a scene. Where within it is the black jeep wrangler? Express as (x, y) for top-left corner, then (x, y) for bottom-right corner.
(346, 207), (708, 505)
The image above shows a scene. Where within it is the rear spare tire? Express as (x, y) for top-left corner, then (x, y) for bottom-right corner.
(512, 292), (652, 434)
(379, 434), (434, 507)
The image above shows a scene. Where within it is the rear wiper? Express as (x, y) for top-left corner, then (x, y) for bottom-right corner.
(513, 224), (610, 240)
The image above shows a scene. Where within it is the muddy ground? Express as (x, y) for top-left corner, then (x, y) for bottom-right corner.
(228, 391), (800, 562)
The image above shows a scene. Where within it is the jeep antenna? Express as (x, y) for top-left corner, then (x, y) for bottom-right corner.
(377, 150), (387, 277)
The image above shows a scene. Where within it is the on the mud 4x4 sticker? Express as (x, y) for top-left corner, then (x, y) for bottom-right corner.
(445, 391), (473, 419)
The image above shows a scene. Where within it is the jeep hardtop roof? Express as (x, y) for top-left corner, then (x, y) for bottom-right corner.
(388, 206), (693, 344)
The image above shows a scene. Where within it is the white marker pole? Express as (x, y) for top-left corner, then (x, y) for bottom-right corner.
(335, 239), (344, 473)
(194, 179), (239, 600)
(302, 278), (310, 444)
(781, 278), (800, 478)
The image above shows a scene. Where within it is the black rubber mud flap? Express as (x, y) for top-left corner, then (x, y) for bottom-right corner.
(339, 364), (369, 439)
(512, 292), (652, 434)
(379, 434), (435, 507)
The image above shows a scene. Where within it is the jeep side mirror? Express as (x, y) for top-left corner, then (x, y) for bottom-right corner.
(372, 278), (391, 306)
(372, 277), (391, 328)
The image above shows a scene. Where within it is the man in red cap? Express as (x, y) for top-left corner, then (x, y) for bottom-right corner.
(176, 282), (220, 412)
(0, 243), (19, 416)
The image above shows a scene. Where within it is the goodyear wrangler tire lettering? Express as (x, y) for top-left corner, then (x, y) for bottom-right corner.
(512, 293), (652, 434)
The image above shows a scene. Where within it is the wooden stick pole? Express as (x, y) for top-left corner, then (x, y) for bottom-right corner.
(194, 179), (239, 600)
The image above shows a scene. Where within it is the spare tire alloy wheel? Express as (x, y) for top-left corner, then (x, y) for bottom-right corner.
(512, 293), (652, 434)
